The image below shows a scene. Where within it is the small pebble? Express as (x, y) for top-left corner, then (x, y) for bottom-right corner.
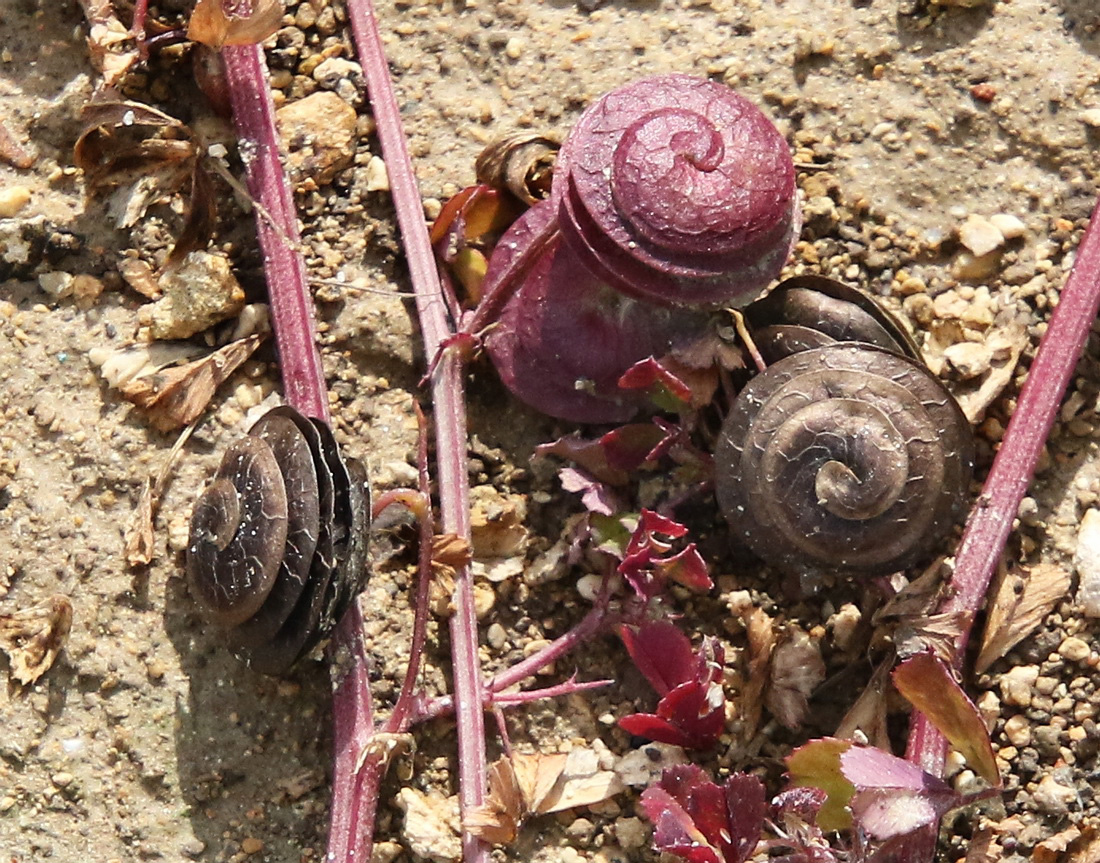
(240, 837), (264, 855)
(1058, 636), (1091, 663)
(365, 155), (390, 192)
(943, 341), (992, 379)
(958, 214), (1005, 256)
(1032, 773), (1077, 814)
(50, 772), (73, 788)
(0, 185), (31, 218)
(1004, 714), (1031, 747)
(989, 213), (1026, 239)
(1000, 665), (1039, 707)
(614, 817), (648, 850)
(1080, 108), (1100, 128)
(1074, 509), (1100, 617)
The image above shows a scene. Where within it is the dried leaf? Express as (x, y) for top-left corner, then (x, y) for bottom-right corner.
(125, 478), (157, 567)
(893, 653), (1000, 786)
(976, 561), (1070, 674)
(739, 605), (775, 740)
(954, 319), (1029, 423)
(187, 0), (285, 50)
(124, 423), (196, 566)
(0, 595), (73, 685)
(77, 0), (140, 87)
(75, 101), (216, 254)
(963, 827), (1002, 863)
(432, 533), (473, 574)
(765, 627), (826, 730)
(835, 657), (892, 749)
(468, 749), (623, 844)
(113, 333), (265, 431)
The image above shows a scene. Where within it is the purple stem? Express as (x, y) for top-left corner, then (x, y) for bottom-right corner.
(903, 199), (1100, 856)
(223, 44), (329, 423)
(221, 42), (376, 862)
(343, 3), (489, 861)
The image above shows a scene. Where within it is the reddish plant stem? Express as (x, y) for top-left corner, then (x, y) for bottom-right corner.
(221, 42), (377, 863)
(344, 3), (489, 861)
(385, 405), (436, 734)
(903, 200), (1100, 856)
(222, 44), (330, 423)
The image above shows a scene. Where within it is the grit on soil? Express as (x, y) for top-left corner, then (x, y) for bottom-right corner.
(2, 1), (1100, 861)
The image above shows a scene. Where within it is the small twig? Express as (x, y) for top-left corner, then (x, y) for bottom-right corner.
(902, 199), (1100, 860)
(343, 2), (489, 860)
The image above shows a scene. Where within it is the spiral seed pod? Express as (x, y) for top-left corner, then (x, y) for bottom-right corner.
(475, 132), (559, 205)
(553, 74), (800, 308)
(745, 275), (921, 364)
(715, 344), (974, 578)
(186, 405), (370, 674)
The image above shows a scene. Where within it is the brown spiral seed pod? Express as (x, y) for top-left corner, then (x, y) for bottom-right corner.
(715, 343), (974, 578)
(186, 406), (370, 674)
(745, 274), (922, 364)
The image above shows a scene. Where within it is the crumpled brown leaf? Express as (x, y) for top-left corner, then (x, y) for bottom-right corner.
(77, 0), (140, 88)
(765, 626), (826, 730)
(976, 561), (1070, 674)
(466, 749), (624, 845)
(75, 101), (217, 263)
(94, 332), (265, 432)
(0, 595), (73, 685)
(187, 0), (284, 50)
(739, 604), (776, 740)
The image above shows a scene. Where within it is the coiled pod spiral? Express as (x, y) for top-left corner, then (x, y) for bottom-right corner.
(716, 278), (974, 578)
(186, 406), (370, 674)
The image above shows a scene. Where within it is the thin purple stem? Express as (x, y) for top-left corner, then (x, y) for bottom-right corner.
(343, 3), (488, 861)
(903, 199), (1100, 856)
(223, 44), (329, 423)
(385, 406), (436, 733)
(221, 42), (376, 863)
(491, 677), (612, 705)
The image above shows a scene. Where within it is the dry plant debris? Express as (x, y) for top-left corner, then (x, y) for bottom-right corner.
(0, 595), (73, 686)
(976, 562), (1072, 674)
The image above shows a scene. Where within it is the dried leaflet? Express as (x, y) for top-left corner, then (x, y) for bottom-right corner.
(835, 658), (892, 750)
(975, 561), (1070, 674)
(467, 749), (623, 844)
(765, 626), (826, 730)
(76, 0), (139, 88)
(125, 423), (197, 566)
(75, 101), (217, 261)
(739, 604), (776, 739)
(0, 595), (73, 685)
(187, 0), (285, 50)
(114, 333), (265, 432)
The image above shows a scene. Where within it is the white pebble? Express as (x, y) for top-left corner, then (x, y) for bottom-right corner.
(1074, 509), (1100, 617)
(366, 155), (390, 192)
(989, 213), (1026, 240)
(1033, 774), (1077, 814)
(958, 214), (1005, 257)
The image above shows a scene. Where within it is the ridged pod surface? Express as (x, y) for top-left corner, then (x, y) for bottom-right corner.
(715, 343), (974, 577)
(186, 406), (370, 674)
(553, 74), (800, 308)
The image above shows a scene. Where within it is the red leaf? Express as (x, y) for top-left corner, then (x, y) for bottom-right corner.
(619, 621), (695, 696)
(654, 543), (713, 593)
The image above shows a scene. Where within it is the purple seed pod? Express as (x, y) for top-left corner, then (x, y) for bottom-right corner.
(484, 200), (703, 423)
(553, 74), (799, 308)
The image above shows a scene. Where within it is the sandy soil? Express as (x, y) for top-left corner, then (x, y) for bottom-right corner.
(2, 0), (1100, 861)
